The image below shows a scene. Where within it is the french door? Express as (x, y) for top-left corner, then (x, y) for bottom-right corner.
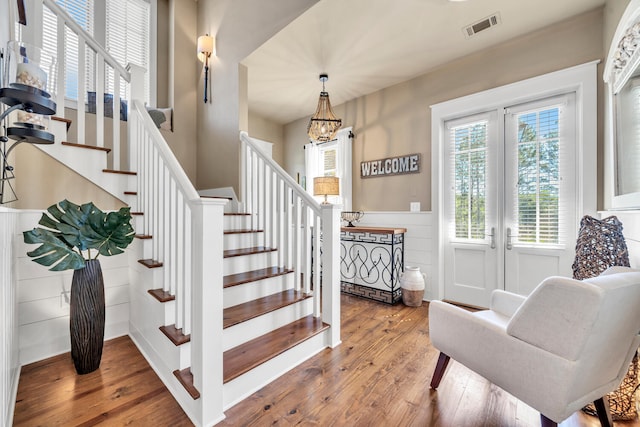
(443, 94), (577, 308)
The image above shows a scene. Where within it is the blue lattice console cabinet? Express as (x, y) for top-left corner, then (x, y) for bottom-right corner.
(340, 226), (406, 304)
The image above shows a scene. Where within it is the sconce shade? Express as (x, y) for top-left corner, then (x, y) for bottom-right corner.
(307, 74), (342, 142)
(314, 176), (340, 204)
(197, 34), (215, 56)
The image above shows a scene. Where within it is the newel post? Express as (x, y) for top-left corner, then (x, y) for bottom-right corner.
(126, 63), (146, 102)
(321, 204), (341, 347)
(190, 198), (226, 425)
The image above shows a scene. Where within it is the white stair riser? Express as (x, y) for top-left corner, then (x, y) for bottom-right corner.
(223, 298), (314, 351)
(223, 215), (253, 230)
(223, 274), (294, 308)
(129, 287), (191, 370)
(224, 232), (264, 251)
(122, 193), (138, 211)
(223, 330), (329, 409)
(131, 263), (164, 291)
(223, 251), (277, 276)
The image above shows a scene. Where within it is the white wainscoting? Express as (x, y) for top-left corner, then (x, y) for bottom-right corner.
(357, 211), (434, 300)
(1, 208), (20, 427)
(17, 211), (130, 365)
(600, 211), (640, 268)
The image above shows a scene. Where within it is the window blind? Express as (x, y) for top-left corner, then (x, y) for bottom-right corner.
(43, 0), (94, 100)
(507, 95), (570, 247)
(106, 0), (150, 102)
(448, 119), (489, 240)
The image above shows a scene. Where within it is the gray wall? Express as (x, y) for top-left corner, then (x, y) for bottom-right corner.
(283, 8), (605, 212)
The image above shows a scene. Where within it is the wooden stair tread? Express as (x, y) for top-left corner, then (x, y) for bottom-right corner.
(173, 368), (200, 399)
(52, 116), (72, 130)
(223, 266), (293, 288)
(103, 169), (137, 175)
(139, 259), (163, 268)
(224, 246), (276, 258)
(223, 289), (311, 328)
(131, 212), (143, 216)
(159, 324), (190, 346)
(124, 191), (137, 195)
(223, 315), (329, 383)
(61, 141), (111, 153)
(224, 213), (251, 216)
(224, 229), (263, 234)
(135, 234), (152, 239)
(147, 288), (175, 302)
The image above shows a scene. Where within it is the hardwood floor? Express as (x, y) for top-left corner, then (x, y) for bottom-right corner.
(13, 294), (639, 426)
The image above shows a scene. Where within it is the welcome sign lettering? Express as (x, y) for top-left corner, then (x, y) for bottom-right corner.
(360, 154), (420, 178)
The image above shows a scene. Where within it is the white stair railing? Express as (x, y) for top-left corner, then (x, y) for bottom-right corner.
(129, 99), (226, 425)
(239, 131), (341, 346)
(36, 0), (132, 170)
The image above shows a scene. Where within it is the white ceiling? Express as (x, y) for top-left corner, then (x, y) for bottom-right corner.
(242, 0), (605, 125)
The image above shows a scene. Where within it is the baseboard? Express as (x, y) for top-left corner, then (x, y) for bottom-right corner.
(4, 364), (21, 427)
(127, 326), (227, 427)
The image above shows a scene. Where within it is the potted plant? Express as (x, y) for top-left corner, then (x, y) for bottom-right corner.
(23, 200), (135, 374)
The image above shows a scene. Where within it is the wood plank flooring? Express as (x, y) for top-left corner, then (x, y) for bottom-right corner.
(14, 295), (638, 426)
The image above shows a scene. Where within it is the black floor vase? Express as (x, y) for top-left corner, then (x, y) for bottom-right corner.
(70, 259), (105, 374)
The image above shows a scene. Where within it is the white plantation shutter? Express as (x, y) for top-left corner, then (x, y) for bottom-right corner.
(106, 0), (149, 102)
(505, 94), (574, 247)
(446, 113), (494, 243)
(304, 128), (353, 209)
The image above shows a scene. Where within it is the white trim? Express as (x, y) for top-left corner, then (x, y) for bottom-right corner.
(604, 0), (640, 210)
(431, 61), (598, 301)
(604, 0), (640, 85)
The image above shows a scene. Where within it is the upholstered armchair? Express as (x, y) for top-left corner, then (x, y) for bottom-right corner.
(429, 267), (640, 427)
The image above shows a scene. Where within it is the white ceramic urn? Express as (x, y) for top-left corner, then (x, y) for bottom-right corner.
(400, 266), (426, 307)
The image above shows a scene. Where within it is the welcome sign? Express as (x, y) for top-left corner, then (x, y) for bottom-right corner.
(360, 154), (421, 178)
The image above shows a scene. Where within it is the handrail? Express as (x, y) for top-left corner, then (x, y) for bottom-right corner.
(132, 100), (199, 201)
(42, 0), (131, 81)
(240, 131), (320, 215)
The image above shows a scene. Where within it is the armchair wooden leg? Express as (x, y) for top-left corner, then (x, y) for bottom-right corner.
(540, 414), (557, 427)
(593, 396), (613, 427)
(430, 352), (450, 389)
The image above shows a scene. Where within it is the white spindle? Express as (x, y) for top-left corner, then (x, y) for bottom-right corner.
(55, 15), (65, 115)
(313, 215), (321, 315)
(113, 71), (121, 169)
(77, 40), (86, 144)
(95, 53), (105, 149)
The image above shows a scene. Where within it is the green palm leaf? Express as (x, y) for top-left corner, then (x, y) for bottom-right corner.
(23, 200), (135, 271)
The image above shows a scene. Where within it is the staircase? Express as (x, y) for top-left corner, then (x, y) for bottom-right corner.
(18, 2), (342, 425)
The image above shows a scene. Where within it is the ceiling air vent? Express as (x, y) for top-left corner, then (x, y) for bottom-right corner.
(463, 13), (501, 38)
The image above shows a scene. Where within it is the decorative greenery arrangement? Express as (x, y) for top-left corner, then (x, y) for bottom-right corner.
(23, 199), (135, 270)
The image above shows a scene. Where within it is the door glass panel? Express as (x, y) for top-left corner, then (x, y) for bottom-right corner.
(452, 121), (488, 240)
(515, 107), (561, 245)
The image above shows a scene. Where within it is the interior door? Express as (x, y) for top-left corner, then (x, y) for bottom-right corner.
(443, 94), (577, 307)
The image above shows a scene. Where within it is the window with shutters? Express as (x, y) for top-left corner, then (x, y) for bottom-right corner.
(42, 0), (95, 101)
(40, 0), (150, 104)
(105, 0), (149, 102)
(514, 105), (562, 245)
(319, 146), (337, 177)
(450, 120), (488, 240)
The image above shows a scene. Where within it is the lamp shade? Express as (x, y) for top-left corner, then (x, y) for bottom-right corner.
(197, 34), (215, 55)
(314, 176), (340, 204)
